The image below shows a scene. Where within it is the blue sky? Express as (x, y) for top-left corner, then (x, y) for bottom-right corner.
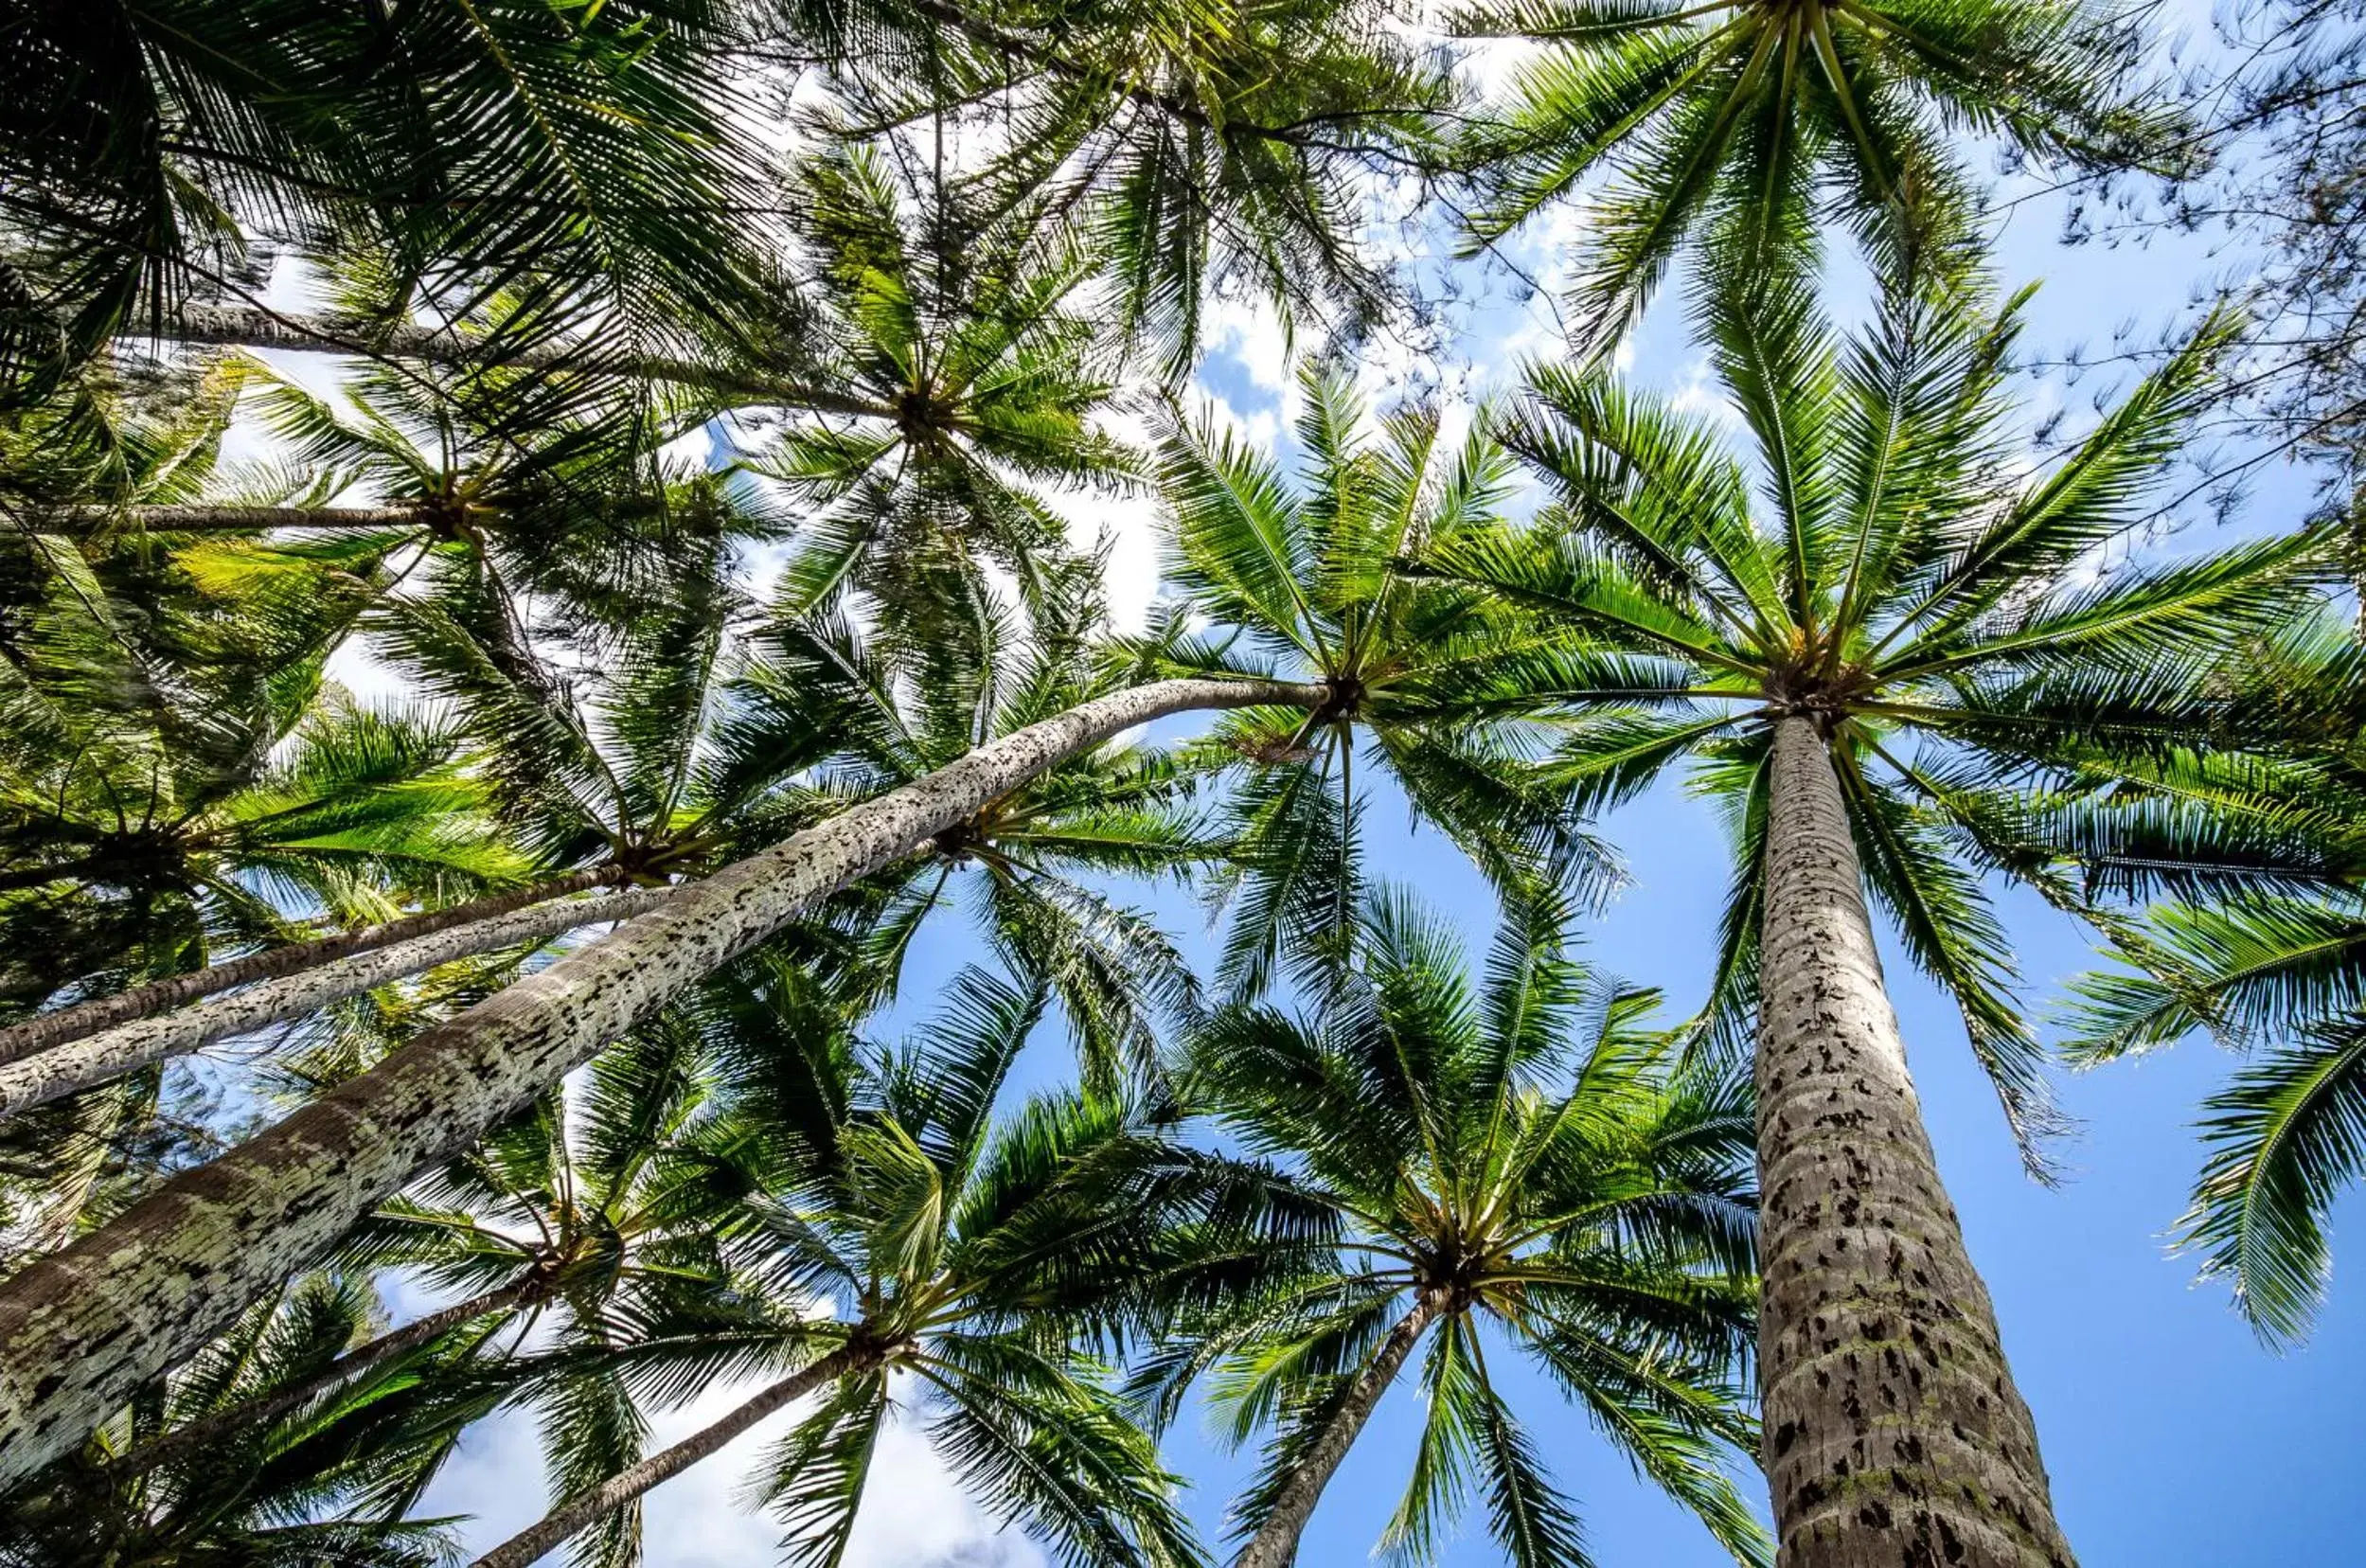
(387, 18), (2366, 1565)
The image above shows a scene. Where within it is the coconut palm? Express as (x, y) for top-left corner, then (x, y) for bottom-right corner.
(2037, 615), (2366, 1344)
(1146, 889), (1763, 1568)
(0, 0), (774, 406)
(1140, 364), (1620, 998)
(0, 1272), (505, 1568)
(812, 0), (1459, 374)
(0, 681), (524, 1017)
(749, 144), (1144, 620)
(1453, 0), (2187, 351)
(1423, 262), (2335, 1562)
(472, 963), (1223, 1568)
(741, 551), (1221, 1086)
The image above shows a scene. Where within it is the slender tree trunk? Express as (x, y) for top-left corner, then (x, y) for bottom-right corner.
(0, 676), (1325, 1488)
(108, 1280), (528, 1482)
(471, 1340), (881, 1568)
(33, 505), (424, 535)
(1756, 716), (2074, 1568)
(158, 305), (880, 418)
(0, 885), (675, 1119)
(0, 868), (614, 1063)
(1233, 1290), (1443, 1568)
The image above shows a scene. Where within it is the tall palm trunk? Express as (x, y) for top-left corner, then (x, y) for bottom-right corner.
(1233, 1290), (1442, 1568)
(0, 885), (675, 1119)
(0, 867), (616, 1063)
(1756, 716), (2073, 1568)
(40, 506), (424, 534)
(108, 1281), (528, 1482)
(471, 1340), (881, 1568)
(0, 675), (1326, 1488)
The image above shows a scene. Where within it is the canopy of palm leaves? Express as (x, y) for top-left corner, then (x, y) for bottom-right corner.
(749, 143), (1145, 619)
(814, 0), (1459, 373)
(653, 959), (1266, 1567)
(1454, 0), (2186, 349)
(0, 0), (775, 407)
(1132, 364), (1622, 999)
(2035, 616), (2366, 1344)
(1155, 888), (1765, 1565)
(1424, 261), (2336, 1167)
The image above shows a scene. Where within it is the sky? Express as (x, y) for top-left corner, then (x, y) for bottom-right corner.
(200, 11), (2366, 1564)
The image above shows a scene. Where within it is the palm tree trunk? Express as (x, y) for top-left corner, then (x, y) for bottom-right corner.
(0, 675), (1326, 1488)
(36, 505), (424, 534)
(0, 868), (614, 1063)
(159, 305), (881, 418)
(0, 885), (675, 1119)
(1233, 1290), (1443, 1568)
(471, 1341), (880, 1568)
(1757, 716), (2074, 1568)
(108, 1280), (528, 1481)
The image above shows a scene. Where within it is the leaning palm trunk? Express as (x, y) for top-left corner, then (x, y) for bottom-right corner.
(1234, 1291), (1442, 1568)
(1756, 717), (2074, 1567)
(36, 505), (425, 534)
(471, 1340), (881, 1568)
(0, 885), (675, 1119)
(0, 675), (1325, 1488)
(106, 1280), (528, 1483)
(0, 866), (616, 1062)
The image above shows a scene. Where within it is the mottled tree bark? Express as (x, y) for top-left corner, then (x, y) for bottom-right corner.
(0, 676), (1325, 1488)
(471, 1341), (878, 1568)
(1233, 1290), (1442, 1568)
(0, 867), (614, 1063)
(108, 1280), (528, 1482)
(0, 886), (675, 1118)
(158, 305), (879, 417)
(1756, 717), (2074, 1568)
(34, 505), (424, 534)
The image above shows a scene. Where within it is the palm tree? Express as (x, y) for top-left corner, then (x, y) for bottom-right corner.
(1140, 364), (1621, 997)
(1422, 264), (2334, 1562)
(2042, 614), (2366, 1344)
(750, 145), (1144, 619)
(1452, 0), (2187, 350)
(471, 963), (1217, 1568)
(1145, 889), (1764, 1568)
(0, 684), (525, 1011)
(0, 0), (774, 405)
(747, 551), (1222, 1085)
(0, 1272), (505, 1568)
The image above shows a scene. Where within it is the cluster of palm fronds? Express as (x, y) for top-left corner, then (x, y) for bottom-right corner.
(0, 0), (2359, 1564)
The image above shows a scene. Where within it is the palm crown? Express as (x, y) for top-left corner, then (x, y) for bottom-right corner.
(1134, 365), (1622, 998)
(750, 556), (1219, 1085)
(669, 961), (1236, 1568)
(1158, 889), (1764, 1565)
(1455, 0), (2185, 349)
(1430, 266), (2334, 1164)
